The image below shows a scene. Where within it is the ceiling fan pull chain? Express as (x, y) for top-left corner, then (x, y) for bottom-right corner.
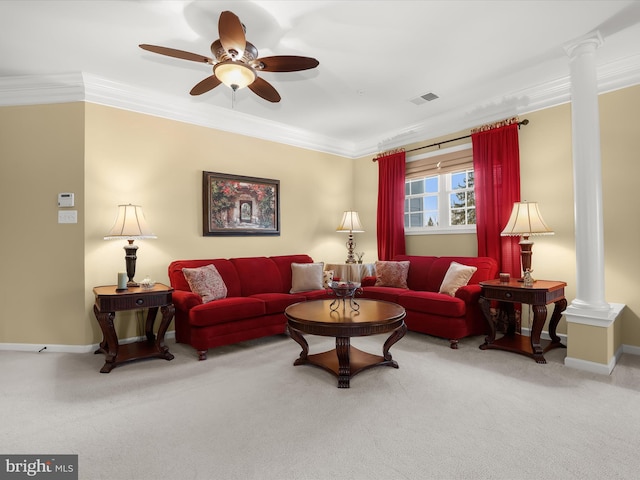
(232, 89), (236, 109)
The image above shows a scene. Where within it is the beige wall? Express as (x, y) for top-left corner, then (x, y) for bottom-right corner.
(1, 83), (639, 350)
(0, 103), (87, 345)
(1, 103), (352, 346)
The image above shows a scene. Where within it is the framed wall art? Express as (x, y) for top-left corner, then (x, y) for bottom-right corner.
(202, 171), (280, 236)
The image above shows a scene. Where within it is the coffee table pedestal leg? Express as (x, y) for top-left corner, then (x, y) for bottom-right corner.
(289, 322), (406, 388)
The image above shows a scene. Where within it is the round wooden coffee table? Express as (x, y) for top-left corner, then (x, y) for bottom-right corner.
(285, 299), (407, 388)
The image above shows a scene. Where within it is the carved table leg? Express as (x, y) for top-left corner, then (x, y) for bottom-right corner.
(382, 322), (407, 365)
(288, 326), (309, 365)
(94, 305), (118, 373)
(479, 297), (496, 348)
(156, 304), (175, 360)
(336, 337), (351, 388)
(548, 298), (568, 347)
(530, 304), (548, 364)
(145, 307), (159, 342)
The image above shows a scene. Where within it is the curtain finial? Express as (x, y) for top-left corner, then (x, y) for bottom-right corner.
(373, 147), (405, 162)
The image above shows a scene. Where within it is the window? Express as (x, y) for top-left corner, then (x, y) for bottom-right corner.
(404, 145), (476, 234)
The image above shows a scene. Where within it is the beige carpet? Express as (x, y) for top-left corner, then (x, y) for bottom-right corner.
(2, 331), (640, 480)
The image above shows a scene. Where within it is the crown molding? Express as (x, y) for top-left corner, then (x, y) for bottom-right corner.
(0, 72), (356, 157)
(1, 54), (639, 159)
(0, 72), (85, 105)
(81, 73), (357, 157)
(356, 54), (640, 158)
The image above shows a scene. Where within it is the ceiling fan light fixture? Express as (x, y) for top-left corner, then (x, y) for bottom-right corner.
(214, 61), (256, 91)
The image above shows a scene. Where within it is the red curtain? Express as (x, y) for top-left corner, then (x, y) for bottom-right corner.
(376, 150), (406, 260)
(472, 122), (521, 277)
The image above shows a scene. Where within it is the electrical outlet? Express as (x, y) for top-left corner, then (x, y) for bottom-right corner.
(58, 210), (77, 224)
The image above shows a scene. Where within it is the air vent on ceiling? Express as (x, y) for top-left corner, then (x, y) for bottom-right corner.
(410, 92), (439, 105)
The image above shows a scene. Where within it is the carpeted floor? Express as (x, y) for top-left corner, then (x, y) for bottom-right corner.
(2, 331), (640, 480)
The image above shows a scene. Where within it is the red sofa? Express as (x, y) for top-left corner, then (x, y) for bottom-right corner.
(167, 255), (330, 360)
(360, 255), (498, 348)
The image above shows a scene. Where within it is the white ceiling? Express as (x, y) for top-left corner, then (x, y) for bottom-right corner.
(1, 0), (640, 158)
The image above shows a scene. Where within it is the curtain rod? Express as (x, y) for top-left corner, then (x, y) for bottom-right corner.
(373, 119), (529, 161)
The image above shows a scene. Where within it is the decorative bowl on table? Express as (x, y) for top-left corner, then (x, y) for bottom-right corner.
(327, 281), (362, 298)
(327, 281), (362, 311)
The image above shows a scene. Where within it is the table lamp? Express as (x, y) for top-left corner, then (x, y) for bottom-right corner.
(336, 211), (364, 264)
(104, 204), (157, 286)
(500, 201), (554, 279)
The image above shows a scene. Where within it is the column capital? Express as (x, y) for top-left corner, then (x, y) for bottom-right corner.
(564, 30), (603, 58)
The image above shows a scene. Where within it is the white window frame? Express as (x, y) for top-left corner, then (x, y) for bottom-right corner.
(404, 144), (476, 235)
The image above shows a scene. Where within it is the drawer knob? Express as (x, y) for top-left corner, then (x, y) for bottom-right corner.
(505, 292), (512, 299)
(136, 298), (144, 305)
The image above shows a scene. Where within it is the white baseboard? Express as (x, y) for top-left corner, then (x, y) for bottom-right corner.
(0, 331), (176, 354)
(565, 345), (623, 375)
(622, 343), (640, 356)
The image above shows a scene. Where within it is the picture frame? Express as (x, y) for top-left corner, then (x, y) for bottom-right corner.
(202, 171), (280, 236)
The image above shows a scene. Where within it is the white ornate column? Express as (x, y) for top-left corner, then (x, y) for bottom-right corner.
(563, 31), (624, 374)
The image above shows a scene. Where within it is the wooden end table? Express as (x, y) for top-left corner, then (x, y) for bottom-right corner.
(93, 283), (175, 373)
(479, 279), (567, 364)
(285, 299), (407, 388)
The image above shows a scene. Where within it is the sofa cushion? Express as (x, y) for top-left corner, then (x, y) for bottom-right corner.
(392, 255), (438, 291)
(250, 292), (306, 315)
(168, 259), (242, 297)
(188, 297), (266, 327)
(374, 261), (410, 288)
(323, 270), (334, 288)
(232, 257), (283, 295)
(290, 262), (324, 293)
(425, 257), (497, 292)
(182, 264), (228, 303)
(439, 261), (478, 296)
(360, 286), (403, 303)
(398, 290), (466, 317)
(302, 289), (333, 300)
(269, 254), (315, 293)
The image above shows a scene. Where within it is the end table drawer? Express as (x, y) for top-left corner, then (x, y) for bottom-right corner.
(481, 282), (566, 306)
(95, 292), (172, 312)
(482, 287), (533, 303)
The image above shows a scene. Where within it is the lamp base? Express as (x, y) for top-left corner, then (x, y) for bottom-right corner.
(345, 233), (357, 264)
(124, 242), (139, 287)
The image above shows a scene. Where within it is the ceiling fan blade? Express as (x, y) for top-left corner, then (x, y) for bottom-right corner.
(190, 75), (222, 96)
(256, 55), (319, 72)
(248, 77), (281, 103)
(139, 44), (214, 64)
(218, 11), (246, 58)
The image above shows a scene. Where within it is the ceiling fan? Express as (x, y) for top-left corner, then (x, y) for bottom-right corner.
(139, 10), (319, 103)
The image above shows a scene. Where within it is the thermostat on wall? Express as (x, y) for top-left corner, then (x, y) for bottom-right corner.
(58, 192), (74, 207)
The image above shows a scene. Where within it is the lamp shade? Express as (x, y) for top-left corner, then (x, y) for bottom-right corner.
(336, 211), (364, 233)
(214, 61), (256, 90)
(500, 202), (554, 237)
(104, 204), (157, 240)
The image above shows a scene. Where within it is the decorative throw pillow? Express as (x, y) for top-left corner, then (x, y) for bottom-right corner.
(374, 261), (410, 288)
(323, 270), (334, 288)
(439, 261), (478, 296)
(290, 262), (324, 293)
(182, 264), (228, 303)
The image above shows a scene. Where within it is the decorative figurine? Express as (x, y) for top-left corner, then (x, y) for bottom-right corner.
(523, 269), (534, 287)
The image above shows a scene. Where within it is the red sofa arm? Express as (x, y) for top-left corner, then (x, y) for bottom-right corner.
(454, 284), (482, 303)
(361, 276), (376, 287)
(172, 289), (202, 311)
